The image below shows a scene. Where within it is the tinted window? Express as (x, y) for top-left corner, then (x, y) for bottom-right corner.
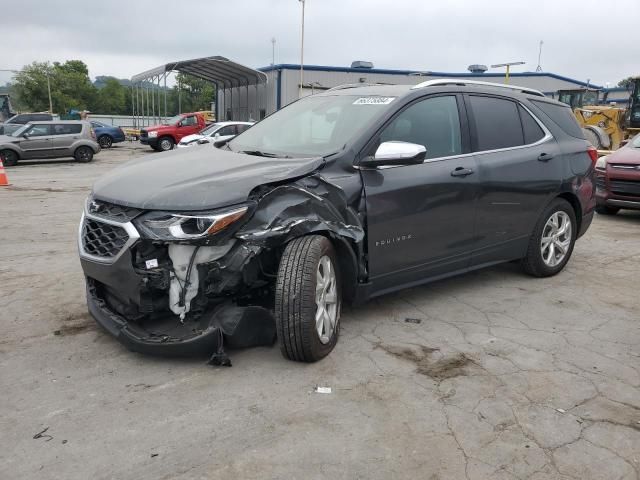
(519, 105), (545, 144)
(25, 124), (51, 136)
(217, 125), (237, 136)
(34, 114), (52, 121)
(469, 96), (523, 150)
(10, 115), (28, 124)
(530, 100), (584, 138)
(236, 124), (251, 134)
(379, 95), (462, 159)
(52, 124), (82, 135)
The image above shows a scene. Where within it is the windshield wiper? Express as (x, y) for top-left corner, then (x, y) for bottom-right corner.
(239, 150), (290, 158)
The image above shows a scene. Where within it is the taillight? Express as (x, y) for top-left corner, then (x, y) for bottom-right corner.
(587, 146), (598, 165)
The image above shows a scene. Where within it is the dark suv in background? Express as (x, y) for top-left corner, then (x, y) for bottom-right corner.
(0, 112), (54, 135)
(79, 80), (595, 364)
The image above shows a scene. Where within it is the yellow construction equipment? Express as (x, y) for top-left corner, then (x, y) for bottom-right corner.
(556, 76), (640, 150)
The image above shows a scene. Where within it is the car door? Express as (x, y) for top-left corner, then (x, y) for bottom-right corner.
(50, 123), (83, 157)
(176, 115), (200, 141)
(18, 124), (53, 159)
(360, 94), (479, 292)
(464, 94), (560, 266)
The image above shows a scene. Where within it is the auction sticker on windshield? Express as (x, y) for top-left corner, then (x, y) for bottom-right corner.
(353, 97), (395, 105)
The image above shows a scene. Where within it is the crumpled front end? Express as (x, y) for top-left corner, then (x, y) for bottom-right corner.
(78, 174), (364, 363)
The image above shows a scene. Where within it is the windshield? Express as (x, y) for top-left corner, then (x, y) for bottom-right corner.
(163, 114), (184, 125)
(200, 123), (220, 135)
(11, 124), (30, 136)
(229, 94), (397, 157)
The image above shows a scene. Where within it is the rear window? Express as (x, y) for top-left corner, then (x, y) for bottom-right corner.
(530, 100), (584, 138)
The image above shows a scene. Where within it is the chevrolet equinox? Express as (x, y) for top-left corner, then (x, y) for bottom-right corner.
(78, 80), (596, 364)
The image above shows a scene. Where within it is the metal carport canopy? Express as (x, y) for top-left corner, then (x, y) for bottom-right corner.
(130, 56), (267, 87)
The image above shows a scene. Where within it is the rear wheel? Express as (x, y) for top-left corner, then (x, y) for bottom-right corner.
(275, 235), (341, 362)
(98, 135), (113, 148)
(522, 198), (577, 277)
(595, 205), (619, 215)
(158, 136), (174, 151)
(0, 149), (18, 166)
(74, 146), (94, 163)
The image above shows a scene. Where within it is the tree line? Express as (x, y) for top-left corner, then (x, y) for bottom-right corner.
(5, 60), (215, 116)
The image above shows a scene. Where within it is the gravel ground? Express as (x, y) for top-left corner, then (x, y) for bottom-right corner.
(1, 144), (639, 480)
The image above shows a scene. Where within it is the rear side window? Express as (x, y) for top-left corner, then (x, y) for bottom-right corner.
(52, 124), (82, 135)
(217, 125), (237, 136)
(379, 95), (462, 159)
(530, 100), (584, 138)
(236, 124), (251, 134)
(519, 105), (545, 144)
(469, 95), (523, 150)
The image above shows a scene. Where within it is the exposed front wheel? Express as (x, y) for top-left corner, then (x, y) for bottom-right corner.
(0, 149), (18, 166)
(275, 235), (341, 362)
(98, 135), (113, 148)
(74, 146), (94, 163)
(522, 198), (576, 277)
(158, 137), (174, 151)
(595, 205), (619, 215)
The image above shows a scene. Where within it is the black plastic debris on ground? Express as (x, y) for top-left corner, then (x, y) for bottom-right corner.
(33, 427), (53, 442)
(405, 318), (422, 324)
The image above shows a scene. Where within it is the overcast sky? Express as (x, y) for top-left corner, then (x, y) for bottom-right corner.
(1, 0), (639, 87)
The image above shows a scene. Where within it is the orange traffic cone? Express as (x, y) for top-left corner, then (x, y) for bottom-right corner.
(0, 158), (10, 186)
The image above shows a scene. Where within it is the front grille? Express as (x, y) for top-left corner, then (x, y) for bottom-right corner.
(82, 219), (130, 259)
(595, 175), (606, 190)
(609, 179), (640, 197)
(88, 200), (141, 222)
(139, 129), (148, 139)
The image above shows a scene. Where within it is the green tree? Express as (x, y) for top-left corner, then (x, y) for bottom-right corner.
(174, 73), (215, 113)
(93, 78), (127, 114)
(13, 60), (97, 114)
(618, 77), (637, 88)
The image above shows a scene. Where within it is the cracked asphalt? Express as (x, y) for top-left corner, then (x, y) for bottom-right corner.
(1, 144), (639, 480)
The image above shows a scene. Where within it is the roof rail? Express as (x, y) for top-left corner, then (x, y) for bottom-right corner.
(411, 79), (545, 97)
(326, 82), (390, 92)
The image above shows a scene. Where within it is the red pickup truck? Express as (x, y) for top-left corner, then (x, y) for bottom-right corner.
(139, 112), (206, 151)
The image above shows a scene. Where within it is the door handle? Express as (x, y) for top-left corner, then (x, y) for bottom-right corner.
(538, 152), (554, 162)
(451, 167), (475, 177)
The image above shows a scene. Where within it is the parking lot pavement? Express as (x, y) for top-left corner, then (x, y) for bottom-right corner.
(1, 145), (639, 480)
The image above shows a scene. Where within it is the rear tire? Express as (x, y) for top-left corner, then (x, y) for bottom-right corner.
(521, 198), (577, 278)
(275, 235), (341, 362)
(595, 205), (619, 215)
(74, 146), (94, 163)
(98, 135), (113, 148)
(0, 149), (18, 166)
(158, 136), (174, 151)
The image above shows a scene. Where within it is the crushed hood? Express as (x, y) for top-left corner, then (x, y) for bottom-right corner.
(92, 146), (324, 210)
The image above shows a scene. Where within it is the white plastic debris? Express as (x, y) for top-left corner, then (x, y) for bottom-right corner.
(556, 408), (566, 413)
(314, 386), (332, 394)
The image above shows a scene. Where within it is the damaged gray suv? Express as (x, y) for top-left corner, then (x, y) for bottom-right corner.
(79, 80), (596, 364)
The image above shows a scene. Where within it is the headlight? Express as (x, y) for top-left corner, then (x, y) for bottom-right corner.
(595, 155), (608, 170)
(148, 131), (158, 138)
(136, 206), (248, 240)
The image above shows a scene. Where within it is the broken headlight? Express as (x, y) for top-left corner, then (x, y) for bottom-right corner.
(136, 206), (248, 240)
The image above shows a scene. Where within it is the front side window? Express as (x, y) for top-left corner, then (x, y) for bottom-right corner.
(217, 125), (236, 136)
(378, 95), (462, 159)
(469, 96), (524, 150)
(25, 124), (51, 137)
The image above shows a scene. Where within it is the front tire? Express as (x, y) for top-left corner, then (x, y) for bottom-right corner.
(275, 235), (341, 362)
(74, 146), (94, 163)
(595, 205), (619, 215)
(98, 135), (113, 148)
(0, 149), (18, 166)
(158, 136), (174, 151)
(522, 198), (577, 277)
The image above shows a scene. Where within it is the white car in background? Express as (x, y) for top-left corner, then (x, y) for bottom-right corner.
(177, 121), (254, 148)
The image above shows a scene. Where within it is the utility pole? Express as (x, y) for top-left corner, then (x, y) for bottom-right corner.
(271, 37), (276, 67)
(536, 41), (544, 72)
(45, 70), (53, 113)
(298, 0), (306, 98)
(491, 61), (526, 84)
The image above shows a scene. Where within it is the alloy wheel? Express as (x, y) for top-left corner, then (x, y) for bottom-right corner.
(540, 211), (572, 267)
(315, 255), (338, 344)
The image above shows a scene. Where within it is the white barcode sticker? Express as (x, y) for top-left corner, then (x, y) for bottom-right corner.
(145, 259), (158, 269)
(353, 97), (395, 105)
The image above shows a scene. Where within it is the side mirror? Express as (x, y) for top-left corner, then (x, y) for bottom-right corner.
(360, 141), (427, 168)
(22, 133), (30, 139)
(214, 132), (220, 139)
